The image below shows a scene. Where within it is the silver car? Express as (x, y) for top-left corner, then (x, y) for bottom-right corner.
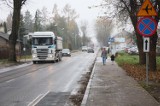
(62, 49), (71, 56)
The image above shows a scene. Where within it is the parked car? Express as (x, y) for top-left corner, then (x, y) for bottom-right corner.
(87, 47), (94, 53)
(82, 46), (88, 52)
(124, 47), (130, 53)
(128, 46), (138, 54)
(62, 49), (71, 56)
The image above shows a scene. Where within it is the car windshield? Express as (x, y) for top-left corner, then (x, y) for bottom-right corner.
(82, 46), (87, 49)
(62, 49), (70, 53)
(32, 37), (53, 45)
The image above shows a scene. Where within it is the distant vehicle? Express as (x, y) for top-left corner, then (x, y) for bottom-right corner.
(62, 49), (71, 56)
(128, 46), (138, 54)
(82, 46), (88, 52)
(124, 47), (130, 53)
(87, 47), (94, 53)
(31, 31), (63, 64)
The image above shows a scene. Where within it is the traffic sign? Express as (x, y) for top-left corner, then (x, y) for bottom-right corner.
(136, 17), (157, 37)
(137, 0), (157, 16)
(109, 38), (114, 42)
(143, 37), (150, 52)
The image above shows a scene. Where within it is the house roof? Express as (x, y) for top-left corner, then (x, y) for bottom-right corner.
(113, 30), (133, 38)
(0, 32), (9, 40)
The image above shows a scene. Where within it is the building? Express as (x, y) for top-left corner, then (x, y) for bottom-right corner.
(0, 32), (22, 59)
(0, 32), (9, 47)
(110, 30), (135, 54)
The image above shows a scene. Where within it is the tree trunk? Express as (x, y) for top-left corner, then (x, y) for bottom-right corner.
(8, 1), (22, 62)
(149, 33), (157, 71)
(131, 29), (148, 66)
(136, 32), (146, 64)
(130, 15), (146, 65)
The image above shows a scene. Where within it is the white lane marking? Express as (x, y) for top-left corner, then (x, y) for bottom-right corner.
(28, 91), (49, 106)
(6, 79), (15, 83)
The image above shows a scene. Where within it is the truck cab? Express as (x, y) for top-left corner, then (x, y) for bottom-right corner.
(31, 32), (63, 64)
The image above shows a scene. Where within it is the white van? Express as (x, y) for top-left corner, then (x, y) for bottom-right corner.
(82, 46), (88, 52)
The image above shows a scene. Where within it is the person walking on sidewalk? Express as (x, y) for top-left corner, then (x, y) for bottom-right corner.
(101, 47), (107, 65)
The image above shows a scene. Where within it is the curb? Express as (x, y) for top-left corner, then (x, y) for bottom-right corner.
(80, 60), (96, 106)
(81, 50), (100, 106)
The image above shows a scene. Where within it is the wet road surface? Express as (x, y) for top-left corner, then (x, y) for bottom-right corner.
(0, 51), (97, 106)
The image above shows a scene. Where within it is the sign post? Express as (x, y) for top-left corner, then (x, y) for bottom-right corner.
(136, 0), (158, 86)
(146, 53), (149, 86)
(143, 37), (150, 86)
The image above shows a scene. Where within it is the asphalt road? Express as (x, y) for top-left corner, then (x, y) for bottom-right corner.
(0, 51), (97, 106)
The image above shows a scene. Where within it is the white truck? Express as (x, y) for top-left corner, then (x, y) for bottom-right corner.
(31, 31), (63, 64)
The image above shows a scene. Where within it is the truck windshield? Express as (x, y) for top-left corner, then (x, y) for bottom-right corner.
(32, 37), (53, 45)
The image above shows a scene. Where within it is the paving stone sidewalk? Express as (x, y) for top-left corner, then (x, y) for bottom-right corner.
(81, 54), (160, 106)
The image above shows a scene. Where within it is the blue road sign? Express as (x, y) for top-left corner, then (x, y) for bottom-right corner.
(109, 38), (114, 42)
(136, 17), (157, 37)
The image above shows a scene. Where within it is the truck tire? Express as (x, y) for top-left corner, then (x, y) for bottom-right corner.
(33, 61), (36, 64)
(56, 58), (59, 62)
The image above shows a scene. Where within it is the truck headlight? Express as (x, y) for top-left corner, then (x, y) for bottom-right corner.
(48, 54), (53, 58)
(32, 54), (37, 58)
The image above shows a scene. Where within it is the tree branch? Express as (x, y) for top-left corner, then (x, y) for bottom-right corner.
(3, 0), (13, 9)
(21, 0), (27, 6)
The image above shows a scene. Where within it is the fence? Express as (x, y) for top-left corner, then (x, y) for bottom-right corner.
(0, 47), (9, 59)
(0, 46), (31, 60)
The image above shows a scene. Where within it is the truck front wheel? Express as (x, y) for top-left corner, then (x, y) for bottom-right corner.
(33, 61), (36, 64)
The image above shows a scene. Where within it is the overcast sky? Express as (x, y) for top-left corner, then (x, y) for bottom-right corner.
(0, 0), (104, 42)
(0, 0), (101, 24)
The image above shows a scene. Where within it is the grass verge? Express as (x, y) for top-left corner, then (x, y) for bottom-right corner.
(115, 52), (160, 102)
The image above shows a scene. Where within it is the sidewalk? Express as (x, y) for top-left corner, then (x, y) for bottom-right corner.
(81, 54), (160, 106)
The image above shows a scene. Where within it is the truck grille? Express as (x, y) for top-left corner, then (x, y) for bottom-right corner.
(36, 49), (48, 59)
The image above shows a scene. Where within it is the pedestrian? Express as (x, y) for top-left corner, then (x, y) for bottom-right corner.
(101, 47), (107, 65)
(110, 54), (115, 65)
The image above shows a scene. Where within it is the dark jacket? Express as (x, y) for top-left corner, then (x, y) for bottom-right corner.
(111, 55), (115, 61)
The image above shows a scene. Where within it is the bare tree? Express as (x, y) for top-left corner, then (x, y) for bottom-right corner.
(1, 0), (27, 62)
(41, 7), (48, 30)
(62, 4), (79, 49)
(95, 17), (113, 47)
(98, 0), (160, 71)
(63, 4), (79, 23)
(6, 12), (12, 30)
(81, 21), (89, 46)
